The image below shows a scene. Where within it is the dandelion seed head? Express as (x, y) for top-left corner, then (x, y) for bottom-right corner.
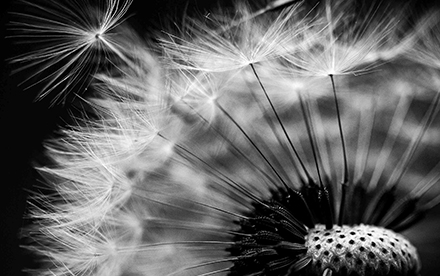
(14, 0), (440, 275)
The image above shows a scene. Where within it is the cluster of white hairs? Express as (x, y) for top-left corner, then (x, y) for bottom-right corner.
(12, 0), (440, 275)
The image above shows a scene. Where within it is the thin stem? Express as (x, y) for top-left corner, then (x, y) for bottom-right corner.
(250, 64), (313, 182)
(329, 75), (348, 226)
(181, 99), (279, 188)
(338, 183), (347, 226)
(195, 267), (232, 276)
(298, 92), (323, 187)
(353, 98), (376, 183)
(244, 77), (306, 184)
(329, 74), (348, 185)
(156, 134), (261, 204)
(215, 100), (290, 190)
(166, 258), (237, 276)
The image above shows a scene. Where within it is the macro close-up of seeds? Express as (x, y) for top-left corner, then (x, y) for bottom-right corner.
(2, 0), (440, 275)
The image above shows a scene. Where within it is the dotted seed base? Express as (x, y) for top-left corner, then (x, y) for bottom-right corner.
(305, 224), (420, 276)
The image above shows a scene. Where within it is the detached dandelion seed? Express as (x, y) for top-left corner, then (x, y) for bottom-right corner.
(12, 0), (440, 276)
(9, 0), (133, 103)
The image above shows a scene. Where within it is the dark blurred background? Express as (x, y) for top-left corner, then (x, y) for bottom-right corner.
(1, 0), (440, 275)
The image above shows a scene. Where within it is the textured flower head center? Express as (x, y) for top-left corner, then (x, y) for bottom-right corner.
(228, 185), (425, 276)
(306, 224), (420, 276)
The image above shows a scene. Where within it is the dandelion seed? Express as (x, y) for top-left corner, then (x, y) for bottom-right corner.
(14, 0), (440, 276)
(160, 1), (310, 72)
(282, 0), (411, 76)
(408, 10), (440, 69)
(9, 0), (134, 103)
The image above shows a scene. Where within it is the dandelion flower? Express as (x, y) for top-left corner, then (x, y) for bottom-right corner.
(13, 0), (440, 276)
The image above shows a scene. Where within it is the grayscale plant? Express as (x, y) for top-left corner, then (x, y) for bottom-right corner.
(11, 0), (440, 275)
